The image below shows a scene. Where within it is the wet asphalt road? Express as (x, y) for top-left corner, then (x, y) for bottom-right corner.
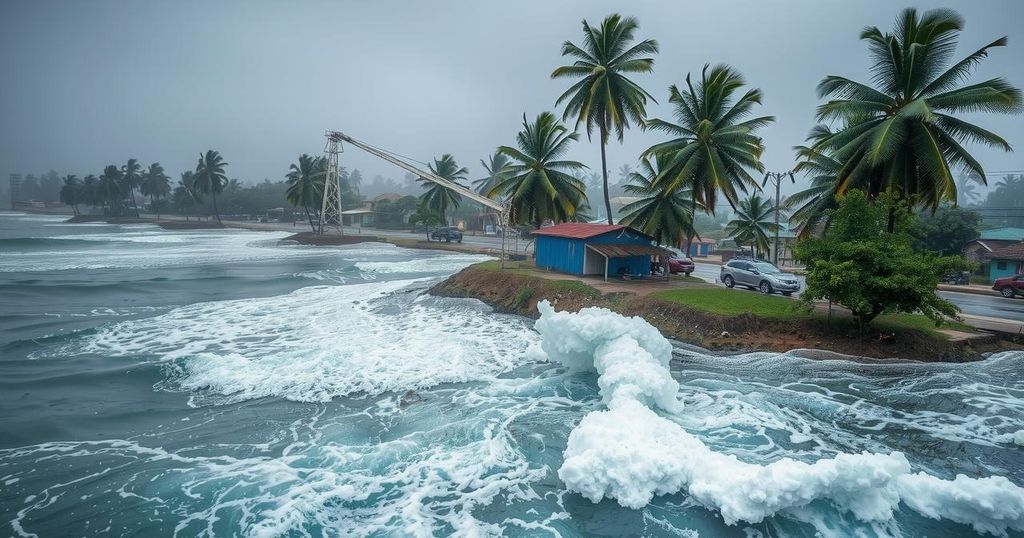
(691, 262), (1024, 322)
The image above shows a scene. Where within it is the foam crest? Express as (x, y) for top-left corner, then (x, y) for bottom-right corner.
(534, 300), (1024, 535)
(74, 280), (538, 404)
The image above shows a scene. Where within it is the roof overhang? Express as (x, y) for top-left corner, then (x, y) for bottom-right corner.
(585, 243), (673, 259)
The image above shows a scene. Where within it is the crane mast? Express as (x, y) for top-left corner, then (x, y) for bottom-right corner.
(321, 130), (510, 265)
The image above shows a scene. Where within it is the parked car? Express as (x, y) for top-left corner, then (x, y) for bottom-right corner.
(720, 258), (801, 296)
(668, 255), (694, 275)
(429, 226), (463, 243)
(992, 274), (1024, 298)
(942, 271), (971, 285)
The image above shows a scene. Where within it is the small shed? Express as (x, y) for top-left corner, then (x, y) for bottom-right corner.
(986, 243), (1024, 282)
(532, 223), (670, 280)
(687, 238), (717, 257)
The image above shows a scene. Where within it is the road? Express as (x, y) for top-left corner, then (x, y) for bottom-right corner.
(690, 262), (1024, 322)
(221, 219), (1024, 323)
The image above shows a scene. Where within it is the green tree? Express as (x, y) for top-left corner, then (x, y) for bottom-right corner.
(552, 13), (658, 224)
(725, 193), (780, 258)
(173, 171), (201, 220)
(418, 154), (467, 223)
(911, 205), (981, 256)
(788, 125), (843, 237)
(620, 153), (700, 246)
(140, 162), (171, 218)
(193, 150), (228, 224)
(98, 165), (123, 216)
(121, 158), (143, 217)
(490, 112), (589, 227)
(285, 154), (326, 231)
(59, 174), (82, 215)
(644, 64), (774, 253)
(796, 190), (966, 329)
(81, 174), (99, 209)
(408, 206), (445, 238)
(809, 8), (1021, 223)
(472, 152), (510, 196)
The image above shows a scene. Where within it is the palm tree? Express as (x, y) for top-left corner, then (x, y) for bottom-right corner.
(418, 154), (468, 224)
(59, 175), (82, 215)
(956, 173), (982, 206)
(140, 162), (171, 217)
(726, 193), (780, 258)
(552, 13), (658, 224)
(98, 165), (123, 216)
(616, 164), (633, 185)
(193, 150), (228, 224)
(490, 112), (589, 227)
(810, 7), (1021, 224)
(285, 154), (326, 231)
(173, 171), (201, 221)
(121, 158), (143, 217)
(787, 125), (844, 237)
(472, 152), (510, 196)
(619, 154), (701, 246)
(82, 174), (99, 210)
(643, 64), (774, 251)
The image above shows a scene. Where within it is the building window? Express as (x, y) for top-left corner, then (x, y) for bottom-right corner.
(997, 261), (1007, 270)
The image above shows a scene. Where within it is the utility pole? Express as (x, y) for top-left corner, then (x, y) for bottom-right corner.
(762, 170), (795, 266)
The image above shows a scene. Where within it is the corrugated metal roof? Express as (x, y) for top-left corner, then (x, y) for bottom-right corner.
(980, 227), (1024, 241)
(987, 243), (1024, 261)
(531, 223), (636, 239)
(586, 243), (673, 258)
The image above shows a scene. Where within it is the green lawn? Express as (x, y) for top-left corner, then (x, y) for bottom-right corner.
(651, 287), (976, 338)
(651, 287), (811, 319)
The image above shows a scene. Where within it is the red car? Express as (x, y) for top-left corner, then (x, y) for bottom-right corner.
(668, 256), (694, 275)
(992, 274), (1024, 298)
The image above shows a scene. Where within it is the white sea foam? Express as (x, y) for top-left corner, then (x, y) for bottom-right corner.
(355, 254), (491, 275)
(535, 300), (1024, 535)
(73, 280), (538, 404)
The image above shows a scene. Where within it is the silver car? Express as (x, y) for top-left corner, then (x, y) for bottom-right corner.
(720, 259), (800, 296)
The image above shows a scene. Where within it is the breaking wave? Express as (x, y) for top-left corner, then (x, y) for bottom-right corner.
(60, 280), (538, 405)
(535, 301), (1024, 535)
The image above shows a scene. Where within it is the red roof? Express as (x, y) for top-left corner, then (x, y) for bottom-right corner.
(531, 223), (634, 239)
(986, 243), (1024, 261)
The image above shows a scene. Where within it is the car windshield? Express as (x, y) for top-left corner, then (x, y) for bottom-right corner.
(751, 262), (782, 274)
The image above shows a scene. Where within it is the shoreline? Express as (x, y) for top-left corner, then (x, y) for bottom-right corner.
(429, 262), (1021, 362)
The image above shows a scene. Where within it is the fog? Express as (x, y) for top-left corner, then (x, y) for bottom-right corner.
(2, 0), (1023, 203)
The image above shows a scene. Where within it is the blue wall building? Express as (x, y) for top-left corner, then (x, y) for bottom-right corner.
(533, 223), (670, 280)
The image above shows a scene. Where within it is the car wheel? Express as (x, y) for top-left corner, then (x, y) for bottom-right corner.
(685, 271), (692, 276)
(759, 281), (773, 294)
(723, 275), (734, 288)
(782, 291), (793, 297)
(445, 238), (451, 243)
(457, 239), (462, 243)
(1001, 286), (1015, 298)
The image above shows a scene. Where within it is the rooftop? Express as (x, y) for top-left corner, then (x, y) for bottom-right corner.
(986, 243), (1024, 261)
(979, 227), (1024, 241)
(532, 223), (640, 240)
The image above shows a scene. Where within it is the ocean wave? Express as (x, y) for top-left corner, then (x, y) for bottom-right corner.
(535, 301), (1024, 535)
(69, 280), (539, 405)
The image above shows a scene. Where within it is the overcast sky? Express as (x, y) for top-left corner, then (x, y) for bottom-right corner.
(2, 0), (1023, 200)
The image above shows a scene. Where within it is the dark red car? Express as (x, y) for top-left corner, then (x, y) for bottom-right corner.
(992, 274), (1024, 298)
(668, 256), (694, 275)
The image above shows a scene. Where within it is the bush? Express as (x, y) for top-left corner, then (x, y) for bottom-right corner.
(795, 191), (969, 329)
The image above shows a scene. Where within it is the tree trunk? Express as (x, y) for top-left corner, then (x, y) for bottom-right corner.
(212, 190), (222, 225)
(304, 205), (316, 232)
(685, 196), (697, 256)
(129, 185), (140, 218)
(599, 122), (613, 225)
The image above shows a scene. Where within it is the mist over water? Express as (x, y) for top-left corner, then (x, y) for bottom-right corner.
(1, 212), (1022, 537)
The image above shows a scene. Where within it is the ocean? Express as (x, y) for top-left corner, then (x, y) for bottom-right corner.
(1, 211), (1022, 537)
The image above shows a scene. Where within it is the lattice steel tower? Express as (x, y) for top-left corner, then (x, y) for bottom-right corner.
(318, 131), (344, 235)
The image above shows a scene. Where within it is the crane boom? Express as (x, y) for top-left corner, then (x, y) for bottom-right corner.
(327, 131), (506, 213)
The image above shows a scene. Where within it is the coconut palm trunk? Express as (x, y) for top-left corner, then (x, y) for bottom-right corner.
(599, 120), (613, 224)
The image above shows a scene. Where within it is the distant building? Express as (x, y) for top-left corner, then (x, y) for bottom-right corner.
(532, 223), (671, 281)
(986, 243), (1024, 282)
(9, 173), (22, 209)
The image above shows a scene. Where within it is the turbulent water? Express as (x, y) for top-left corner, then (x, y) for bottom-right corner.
(1, 212), (1022, 538)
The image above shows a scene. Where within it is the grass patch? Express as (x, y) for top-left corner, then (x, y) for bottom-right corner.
(651, 288), (811, 319)
(872, 313), (975, 336)
(512, 287), (534, 308)
(550, 279), (602, 298)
